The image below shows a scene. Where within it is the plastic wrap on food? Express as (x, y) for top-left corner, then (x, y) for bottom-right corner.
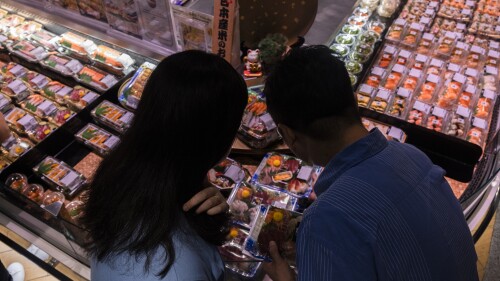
(416, 74), (441, 103)
(386, 18), (406, 42)
(369, 88), (392, 113)
(91, 100), (134, 134)
(8, 21), (43, 41)
(2, 63), (28, 79)
(208, 158), (250, 190)
(219, 225), (262, 278)
(118, 62), (156, 110)
(59, 32), (97, 60)
(76, 65), (118, 92)
(364, 67), (385, 88)
(407, 100), (432, 126)
(1, 79), (31, 102)
(64, 86), (99, 111)
(40, 54), (83, 77)
(33, 156), (86, 196)
(381, 64), (405, 91)
(425, 106), (449, 132)
(75, 123), (120, 155)
(0, 93), (13, 114)
(388, 88), (412, 118)
(356, 84), (375, 108)
(1, 133), (32, 161)
(91, 45), (135, 76)
(375, 44), (396, 69)
(446, 108), (470, 138)
(436, 73), (466, 109)
(30, 29), (61, 51)
(41, 81), (73, 104)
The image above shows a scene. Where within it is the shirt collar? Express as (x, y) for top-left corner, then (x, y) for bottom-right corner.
(314, 128), (388, 196)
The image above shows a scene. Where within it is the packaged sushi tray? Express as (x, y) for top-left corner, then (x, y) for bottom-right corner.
(23, 71), (51, 92)
(7, 21), (43, 41)
(1, 78), (31, 102)
(1, 132), (33, 161)
(91, 100), (134, 134)
(58, 32), (97, 63)
(227, 181), (297, 228)
(33, 156), (87, 197)
(208, 158), (250, 190)
(0, 93), (14, 114)
(91, 45), (135, 77)
(64, 86), (99, 111)
(219, 225), (262, 278)
(1, 63), (28, 79)
(8, 40), (49, 63)
(118, 62), (155, 110)
(20, 94), (75, 126)
(40, 53), (83, 77)
(30, 29), (61, 51)
(251, 153), (319, 198)
(75, 123), (120, 156)
(244, 205), (302, 265)
(4, 107), (56, 143)
(75, 65), (119, 92)
(41, 81), (73, 104)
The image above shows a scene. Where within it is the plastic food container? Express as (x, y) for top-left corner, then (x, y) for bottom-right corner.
(42, 192), (65, 207)
(425, 106), (449, 132)
(48, 106), (74, 127)
(252, 153), (316, 198)
(58, 32), (97, 62)
(395, 49), (412, 67)
(369, 88), (392, 113)
(341, 25), (362, 36)
(335, 34), (356, 46)
(416, 33), (436, 54)
(91, 100), (134, 134)
(22, 184), (44, 204)
(117, 62), (156, 110)
(466, 120), (486, 147)
(219, 226), (261, 278)
(356, 84), (375, 108)
(8, 40), (49, 62)
(30, 29), (60, 51)
(466, 45), (486, 69)
(401, 23), (424, 49)
(66, 200), (85, 220)
(386, 19), (406, 42)
(436, 73), (466, 109)
(40, 54), (83, 77)
(365, 67), (385, 88)
(41, 81), (73, 104)
(375, 44), (397, 69)
(358, 30), (380, 45)
(458, 84), (478, 109)
(76, 65), (118, 92)
(244, 205), (302, 265)
(0, 93), (13, 114)
(227, 181), (296, 228)
(33, 156), (86, 196)
(446, 109), (470, 138)
(4, 107), (56, 143)
(330, 44), (350, 59)
(449, 42), (470, 64)
(1, 63), (28, 79)
(0, 156), (11, 172)
(368, 20), (386, 35)
(5, 173), (28, 192)
(347, 16), (367, 27)
(1, 133), (32, 161)
(445, 63), (461, 80)
(1, 79), (31, 102)
(91, 45), (135, 77)
(416, 74), (441, 103)
(75, 123), (120, 156)
(381, 64), (406, 91)
(345, 60), (363, 75)
(20, 94), (60, 119)
(208, 158), (249, 190)
(474, 90), (495, 119)
(8, 21), (43, 41)
(425, 58), (444, 76)
(64, 86), (99, 111)
(0, 15), (25, 33)
(388, 88), (413, 118)
(23, 71), (51, 92)
(410, 53), (429, 71)
(407, 100), (432, 126)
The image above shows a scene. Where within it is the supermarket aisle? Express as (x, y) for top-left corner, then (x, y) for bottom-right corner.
(483, 205), (500, 281)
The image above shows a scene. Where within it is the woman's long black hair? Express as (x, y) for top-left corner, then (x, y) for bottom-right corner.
(81, 50), (248, 277)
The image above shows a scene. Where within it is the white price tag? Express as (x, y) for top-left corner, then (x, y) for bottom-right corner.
(465, 68), (478, 78)
(260, 113), (277, 130)
(410, 22), (423, 31)
(471, 45), (485, 55)
(414, 101), (431, 114)
(465, 0), (475, 7)
(415, 54), (428, 63)
(488, 50), (500, 59)
(409, 68), (422, 78)
(444, 32), (456, 39)
(82, 92), (98, 103)
(388, 127), (404, 142)
(65, 59), (83, 73)
(456, 42), (468, 50)
(430, 59), (444, 68)
(486, 66), (498, 76)
(457, 23), (466, 30)
(397, 88), (411, 98)
(384, 45), (396, 54)
(453, 73), (466, 84)
(420, 17), (431, 25)
(448, 63), (460, 72)
(462, 8), (471, 16)
(429, 1), (438, 8)
(224, 165), (244, 183)
(119, 112), (134, 124)
(101, 75), (118, 89)
(7, 80), (27, 95)
(0, 96), (9, 110)
(103, 135), (120, 150)
(465, 84), (477, 94)
(427, 74), (440, 84)
(483, 89), (496, 100)
(395, 19), (406, 26)
(56, 86), (72, 99)
(490, 41), (500, 50)
(432, 106), (447, 118)
(473, 117), (487, 129)
(297, 166), (313, 181)
(456, 106), (471, 118)
(359, 84), (374, 95)
(0, 35), (7, 42)
(10, 65), (26, 77)
(392, 64), (405, 73)
(376, 89), (391, 100)
(38, 100), (56, 116)
(372, 67), (385, 76)
(2, 135), (16, 149)
(422, 33), (434, 41)
(399, 50), (412, 59)
(60, 170), (78, 187)
(31, 74), (49, 88)
(17, 114), (37, 131)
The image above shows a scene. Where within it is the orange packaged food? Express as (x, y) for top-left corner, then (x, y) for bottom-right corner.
(378, 53), (393, 68)
(365, 67), (385, 88)
(466, 127), (484, 146)
(436, 74), (465, 109)
(402, 75), (420, 92)
(474, 97), (493, 118)
(416, 33), (435, 54)
(426, 115), (444, 132)
(436, 36), (455, 56)
(382, 64), (405, 91)
(386, 19), (406, 42)
(417, 75), (440, 102)
(407, 109), (425, 125)
(395, 49), (412, 66)
(402, 23), (424, 47)
(411, 54), (428, 70)
(466, 46), (485, 68)
(458, 84), (476, 107)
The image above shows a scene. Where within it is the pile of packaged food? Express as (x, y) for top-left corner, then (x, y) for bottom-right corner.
(355, 0), (499, 147)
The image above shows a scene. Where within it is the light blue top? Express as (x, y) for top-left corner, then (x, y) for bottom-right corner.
(91, 225), (224, 281)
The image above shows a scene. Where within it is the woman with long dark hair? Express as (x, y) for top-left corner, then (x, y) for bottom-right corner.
(82, 50), (248, 280)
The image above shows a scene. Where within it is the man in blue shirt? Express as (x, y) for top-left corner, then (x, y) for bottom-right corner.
(262, 45), (479, 281)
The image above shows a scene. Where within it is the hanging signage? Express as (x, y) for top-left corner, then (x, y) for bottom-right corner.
(212, 0), (237, 62)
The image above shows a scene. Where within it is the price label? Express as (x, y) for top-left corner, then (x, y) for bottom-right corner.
(60, 170), (78, 188)
(31, 74), (49, 88)
(490, 41), (500, 50)
(430, 58), (444, 68)
(456, 106), (471, 118)
(397, 88), (411, 98)
(7, 80), (27, 95)
(30, 47), (47, 60)
(56, 86), (72, 99)
(10, 65), (26, 77)
(82, 92), (98, 103)
(103, 135), (120, 150)
(297, 166), (313, 181)
(384, 45), (396, 54)
(359, 84), (374, 95)
(414, 101), (431, 114)
(448, 63), (460, 72)
(2, 135), (16, 149)
(465, 84), (477, 94)
(453, 73), (466, 84)
(101, 75), (118, 89)
(432, 106), (447, 118)
(422, 33), (434, 41)
(410, 22), (423, 31)
(473, 117), (487, 129)
(260, 113), (277, 130)
(485, 66), (498, 75)
(119, 112), (134, 124)
(0, 35), (7, 42)
(457, 23), (466, 30)
(444, 31), (456, 39)
(429, 1), (438, 8)
(38, 100), (57, 116)
(488, 50), (500, 59)
(399, 50), (412, 59)
(372, 67), (385, 76)
(456, 42), (468, 50)
(0, 96), (9, 110)
(392, 64), (405, 74)
(65, 59), (83, 73)
(483, 89), (496, 100)
(462, 8), (471, 16)
(471, 45), (485, 55)
(465, 0), (475, 7)
(224, 164), (244, 183)
(388, 127), (405, 142)
(465, 68), (478, 78)
(496, 25), (500, 33)
(17, 114), (37, 132)
(415, 54), (428, 63)
(376, 89), (391, 100)
(427, 74), (440, 84)
(409, 68), (422, 78)
(420, 17), (431, 25)
(395, 19), (406, 26)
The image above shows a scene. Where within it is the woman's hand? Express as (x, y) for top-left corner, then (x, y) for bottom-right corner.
(183, 186), (228, 215)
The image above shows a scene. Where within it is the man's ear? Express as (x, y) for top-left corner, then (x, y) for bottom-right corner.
(278, 124), (297, 146)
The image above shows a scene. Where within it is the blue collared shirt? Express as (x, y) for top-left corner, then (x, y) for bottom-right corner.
(296, 129), (478, 281)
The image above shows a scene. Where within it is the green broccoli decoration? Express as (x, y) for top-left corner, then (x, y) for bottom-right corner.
(258, 33), (288, 66)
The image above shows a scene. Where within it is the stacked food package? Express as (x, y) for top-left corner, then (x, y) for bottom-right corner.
(352, 0), (499, 148)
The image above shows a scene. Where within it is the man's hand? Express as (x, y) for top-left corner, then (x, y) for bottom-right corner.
(183, 186), (228, 215)
(262, 241), (296, 281)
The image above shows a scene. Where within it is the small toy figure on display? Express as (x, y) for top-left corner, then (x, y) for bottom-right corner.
(243, 49), (263, 77)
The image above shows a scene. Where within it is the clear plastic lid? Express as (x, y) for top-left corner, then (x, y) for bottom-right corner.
(91, 100), (134, 134)
(33, 156), (86, 193)
(75, 123), (121, 155)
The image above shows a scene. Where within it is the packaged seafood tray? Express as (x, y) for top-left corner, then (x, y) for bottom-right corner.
(415, 74), (441, 103)
(374, 44), (397, 69)
(244, 205), (302, 265)
(0, 93), (13, 114)
(407, 100), (432, 126)
(356, 84), (376, 108)
(409, 53), (429, 72)
(434, 32), (458, 58)
(91, 100), (134, 134)
(463, 67), (481, 86)
(219, 225), (262, 278)
(465, 45), (486, 69)
(380, 64), (406, 91)
(8, 21), (43, 41)
(0, 15), (25, 33)
(91, 45), (135, 77)
(444, 62), (462, 80)
(41, 81), (73, 105)
(40, 54), (83, 77)
(485, 50), (500, 68)
(385, 18), (407, 43)
(369, 88), (393, 113)
(1, 79), (31, 102)
(64, 86), (99, 111)
(33, 156), (86, 197)
(118, 62), (156, 110)
(473, 90), (496, 119)
(394, 49), (413, 67)
(228, 181), (297, 228)
(1, 133), (33, 161)
(400, 68), (423, 93)
(20, 95), (75, 126)
(208, 158), (250, 190)
(75, 65), (118, 92)
(435, 73), (467, 109)
(388, 87), (413, 118)
(1, 63), (28, 79)
(449, 42), (470, 64)
(437, 3), (474, 22)
(446, 107), (471, 138)
(30, 29), (61, 51)
(4, 107), (56, 143)
(8, 40), (49, 63)
(483, 67), (498, 93)
(467, 117), (488, 147)
(425, 106), (450, 133)
(401, 23), (425, 49)
(251, 153), (317, 198)
(238, 95), (281, 149)
(416, 33), (437, 55)
(458, 84), (479, 109)
(23, 71), (51, 92)
(75, 123), (120, 156)
(364, 67), (386, 88)
(58, 32), (97, 62)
